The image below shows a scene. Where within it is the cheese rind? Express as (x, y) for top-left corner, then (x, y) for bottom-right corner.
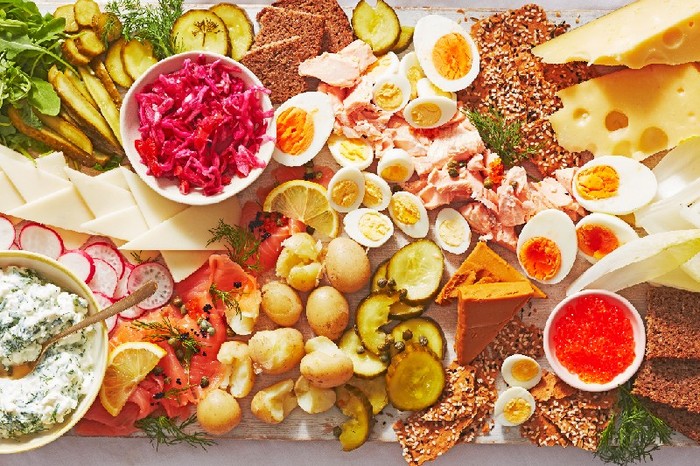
(549, 64), (700, 161)
(532, 0), (700, 69)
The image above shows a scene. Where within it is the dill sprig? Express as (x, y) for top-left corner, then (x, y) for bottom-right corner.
(596, 383), (673, 465)
(463, 107), (537, 168)
(209, 283), (241, 316)
(135, 414), (215, 450)
(207, 219), (260, 272)
(131, 317), (200, 363)
(105, 0), (183, 59)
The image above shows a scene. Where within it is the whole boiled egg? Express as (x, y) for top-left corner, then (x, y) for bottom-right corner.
(575, 213), (639, 263)
(403, 96), (457, 129)
(327, 167), (365, 213)
(327, 133), (374, 170)
(501, 354), (542, 390)
(343, 208), (394, 248)
(399, 52), (426, 99)
(572, 156), (658, 215)
(362, 173), (392, 211)
(273, 92), (334, 167)
(413, 15), (480, 92)
(377, 148), (415, 183)
(494, 386), (536, 426)
(416, 77), (457, 102)
(434, 207), (471, 254)
(388, 191), (429, 238)
(372, 74), (412, 113)
(517, 209), (577, 285)
(365, 51), (400, 81)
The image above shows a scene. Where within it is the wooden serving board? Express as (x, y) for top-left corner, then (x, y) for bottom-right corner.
(32, 0), (696, 448)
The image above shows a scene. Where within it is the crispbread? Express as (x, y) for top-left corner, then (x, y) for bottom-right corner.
(272, 0), (354, 52)
(632, 358), (700, 414)
(419, 363), (477, 422)
(253, 7), (325, 61)
(646, 287), (700, 360)
(473, 316), (544, 373)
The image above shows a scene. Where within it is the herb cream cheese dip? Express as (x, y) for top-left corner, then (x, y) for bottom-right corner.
(0, 266), (96, 439)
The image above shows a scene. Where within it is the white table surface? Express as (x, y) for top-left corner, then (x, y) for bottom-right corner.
(7, 0), (700, 464)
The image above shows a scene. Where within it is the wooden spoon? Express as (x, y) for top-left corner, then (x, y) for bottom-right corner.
(0, 280), (158, 379)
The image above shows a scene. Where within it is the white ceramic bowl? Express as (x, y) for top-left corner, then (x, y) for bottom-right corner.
(0, 251), (108, 454)
(543, 289), (645, 392)
(120, 51), (275, 206)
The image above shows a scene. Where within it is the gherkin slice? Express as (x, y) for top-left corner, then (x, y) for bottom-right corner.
(338, 329), (388, 378)
(351, 0), (401, 55)
(390, 317), (446, 360)
(386, 344), (445, 411)
(335, 384), (373, 451)
(387, 239), (444, 304)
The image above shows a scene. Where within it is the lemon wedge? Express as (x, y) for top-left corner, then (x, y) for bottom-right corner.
(263, 180), (340, 238)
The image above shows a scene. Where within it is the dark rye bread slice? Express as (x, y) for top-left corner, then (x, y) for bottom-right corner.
(645, 399), (700, 443)
(646, 287), (700, 360)
(253, 6), (325, 61)
(632, 358), (700, 414)
(272, 0), (354, 52)
(240, 36), (306, 104)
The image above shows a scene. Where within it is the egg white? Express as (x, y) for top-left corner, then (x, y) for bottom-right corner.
(399, 52), (426, 99)
(362, 172), (392, 211)
(389, 191), (429, 238)
(434, 207), (471, 254)
(403, 96), (457, 129)
(372, 74), (412, 113)
(327, 166), (365, 213)
(416, 77), (457, 102)
(343, 208), (394, 248)
(501, 354), (542, 390)
(365, 51), (400, 82)
(494, 387), (536, 427)
(377, 148), (415, 183)
(327, 133), (374, 170)
(575, 213), (640, 263)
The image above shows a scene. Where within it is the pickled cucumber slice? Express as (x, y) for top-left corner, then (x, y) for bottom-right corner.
(390, 317), (446, 360)
(370, 260), (389, 292)
(355, 292), (395, 355)
(387, 240), (444, 303)
(386, 344), (445, 411)
(348, 376), (388, 415)
(209, 3), (254, 61)
(392, 25), (414, 53)
(335, 384), (373, 451)
(351, 0), (401, 55)
(338, 329), (388, 378)
(371, 260), (426, 320)
(171, 10), (231, 56)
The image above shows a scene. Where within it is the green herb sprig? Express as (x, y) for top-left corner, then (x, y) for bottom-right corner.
(209, 283), (241, 316)
(207, 219), (260, 272)
(131, 317), (200, 363)
(596, 383), (673, 465)
(135, 414), (215, 450)
(463, 107), (537, 168)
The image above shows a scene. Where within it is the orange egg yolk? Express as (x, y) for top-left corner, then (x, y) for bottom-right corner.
(577, 224), (620, 259)
(511, 360), (539, 382)
(519, 236), (562, 281)
(575, 165), (620, 200)
(276, 106), (314, 155)
(432, 32), (472, 80)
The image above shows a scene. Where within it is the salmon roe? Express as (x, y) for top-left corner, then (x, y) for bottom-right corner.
(552, 294), (635, 384)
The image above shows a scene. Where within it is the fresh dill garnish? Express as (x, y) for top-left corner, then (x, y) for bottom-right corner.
(153, 385), (193, 400)
(207, 219), (260, 272)
(463, 107), (537, 168)
(596, 383), (672, 465)
(135, 414), (215, 450)
(131, 317), (200, 363)
(209, 283), (241, 316)
(105, 0), (183, 59)
(129, 251), (146, 264)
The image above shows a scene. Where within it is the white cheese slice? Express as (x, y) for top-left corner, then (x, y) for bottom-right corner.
(65, 167), (135, 217)
(121, 168), (187, 227)
(51, 226), (90, 250)
(120, 196), (240, 250)
(36, 152), (68, 180)
(97, 167), (130, 190)
(81, 205), (149, 241)
(8, 186), (95, 233)
(0, 155), (71, 202)
(162, 251), (211, 283)
(0, 143), (30, 162)
(0, 170), (25, 213)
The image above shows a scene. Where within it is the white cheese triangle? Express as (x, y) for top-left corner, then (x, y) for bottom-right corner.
(0, 155), (71, 202)
(36, 152), (68, 180)
(121, 169), (187, 227)
(81, 205), (149, 241)
(96, 167), (130, 190)
(0, 170), (25, 213)
(65, 167), (135, 217)
(161, 251), (212, 283)
(9, 186), (95, 234)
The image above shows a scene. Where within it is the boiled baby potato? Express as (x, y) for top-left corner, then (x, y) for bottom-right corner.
(261, 281), (302, 327)
(217, 341), (255, 398)
(324, 237), (371, 293)
(294, 376), (336, 414)
(300, 336), (354, 389)
(248, 328), (305, 375)
(196, 389), (242, 435)
(251, 379), (298, 424)
(306, 286), (349, 341)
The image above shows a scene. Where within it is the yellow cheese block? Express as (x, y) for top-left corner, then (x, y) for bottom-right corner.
(532, 0), (700, 68)
(549, 63), (700, 161)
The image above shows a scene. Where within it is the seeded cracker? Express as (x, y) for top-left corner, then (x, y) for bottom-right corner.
(473, 316), (544, 373)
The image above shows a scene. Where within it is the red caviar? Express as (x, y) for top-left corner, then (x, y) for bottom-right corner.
(552, 294), (635, 384)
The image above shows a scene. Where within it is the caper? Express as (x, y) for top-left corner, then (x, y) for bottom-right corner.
(356, 346), (366, 354)
(377, 278), (388, 288)
(387, 278), (396, 288)
(207, 327), (216, 336)
(172, 296), (183, 307)
(402, 329), (413, 341)
(394, 341), (405, 352)
(167, 337), (178, 346)
(379, 353), (391, 363)
(200, 376), (210, 388)
(333, 426), (342, 438)
(175, 348), (185, 360)
(419, 336), (429, 346)
(398, 289), (407, 299)
(448, 168), (459, 178)
(483, 178), (494, 189)
(152, 366), (164, 376)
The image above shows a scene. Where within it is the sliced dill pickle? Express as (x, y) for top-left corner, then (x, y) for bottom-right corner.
(171, 10), (231, 56)
(348, 375), (388, 415)
(335, 384), (373, 451)
(390, 317), (446, 360)
(338, 329), (388, 378)
(355, 292), (396, 355)
(209, 3), (254, 61)
(370, 260), (389, 292)
(387, 240), (444, 304)
(386, 344), (445, 411)
(371, 260), (425, 319)
(392, 25), (415, 53)
(351, 0), (401, 55)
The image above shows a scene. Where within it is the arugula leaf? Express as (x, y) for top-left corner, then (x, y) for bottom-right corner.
(28, 78), (59, 116)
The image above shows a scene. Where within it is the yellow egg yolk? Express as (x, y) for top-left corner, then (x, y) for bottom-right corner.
(432, 32), (472, 80)
(511, 360), (540, 383)
(502, 398), (533, 425)
(381, 164), (408, 182)
(331, 180), (360, 208)
(410, 103), (442, 127)
(373, 83), (404, 111)
(276, 106), (314, 155)
(576, 165), (620, 200)
(577, 224), (620, 259)
(519, 236), (562, 281)
(359, 211), (391, 241)
(438, 219), (465, 247)
(338, 139), (370, 162)
(390, 197), (420, 225)
(363, 181), (383, 207)
(428, 81), (453, 99)
(406, 65), (425, 99)
(366, 54), (393, 77)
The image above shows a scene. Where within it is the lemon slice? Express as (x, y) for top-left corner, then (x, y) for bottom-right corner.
(99, 342), (167, 416)
(263, 180), (340, 237)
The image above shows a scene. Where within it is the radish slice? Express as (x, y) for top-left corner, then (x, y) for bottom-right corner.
(58, 250), (96, 283)
(113, 263), (134, 299)
(84, 242), (125, 279)
(93, 292), (118, 334)
(0, 216), (14, 250)
(128, 262), (174, 310)
(88, 258), (119, 297)
(19, 223), (64, 259)
(9, 242), (20, 250)
(118, 305), (147, 320)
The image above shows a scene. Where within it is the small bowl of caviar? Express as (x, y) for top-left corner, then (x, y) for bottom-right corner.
(543, 289), (646, 392)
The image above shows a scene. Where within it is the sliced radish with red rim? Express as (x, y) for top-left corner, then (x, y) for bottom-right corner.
(127, 262), (174, 310)
(84, 242), (125, 279)
(58, 250), (96, 283)
(93, 292), (118, 334)
(0, 216), (14, 250)
(19, 223), (64, 259)
(113, 263), (134, 299)
(117, 305), (146, 320)
(88, 258), (118, 297)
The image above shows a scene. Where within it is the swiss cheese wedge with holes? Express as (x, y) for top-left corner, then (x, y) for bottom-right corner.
(532, 0), (700, 69)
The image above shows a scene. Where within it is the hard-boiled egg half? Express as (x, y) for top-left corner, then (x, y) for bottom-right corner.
(327, 133), (374, 170)
(494, 387), (536, 426)
(501, 354), (542, 390)
(413, 15), (480, 92)
(273, 92), (334, 167)
(377, 148), (415, 183)
(372, 74), (411, 114)
(575, 213), (639, 263)
(572, 156), (658, 215)
(517, 209), (577, 285)
(365, 51), (400, 81)
(388, 191), (429, 238)
(343, 208), (394, 248)
(362, 173), (392, 211)
(403, 96), (457, 129)
(434, 207), (471, 254)
(416, 77), (457, 102)
(327, 166), (365, 213)
(399, 52), (426, 99)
